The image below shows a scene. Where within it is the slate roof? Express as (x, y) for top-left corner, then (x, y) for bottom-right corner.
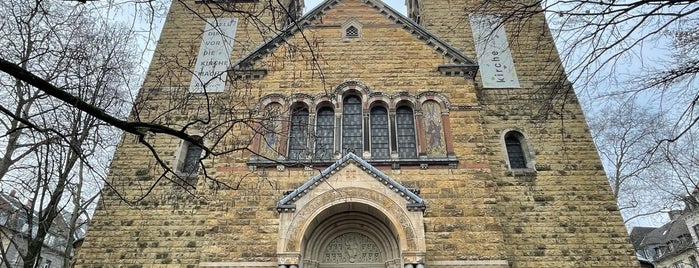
(232, 0), (478, 78)
(0, 191), (25, 212)
(640, 218), (690, 247)
(0, 191), (71, 238)
(629, 226), (656, 249)
(276, 152), (426, 212)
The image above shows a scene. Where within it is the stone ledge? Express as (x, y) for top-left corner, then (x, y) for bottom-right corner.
(427, 260), (509, 267)
(199, 262), (277, 267)
(198, 260), (509, 268)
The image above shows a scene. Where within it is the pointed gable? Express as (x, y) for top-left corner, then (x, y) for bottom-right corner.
(233, 0), (477, 78)
(277, 153), (426, 212)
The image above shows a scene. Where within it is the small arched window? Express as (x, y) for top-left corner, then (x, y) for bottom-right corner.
(342, 95), (363, 154)
(504, 131), (528, 169)
(370, 106), (389, 159)
(288, 107), (309, 160)
(315, 107), (335, 160)
(396, 106), (417, 158)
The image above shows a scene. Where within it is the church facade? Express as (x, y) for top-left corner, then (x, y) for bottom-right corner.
(76, 0), (639, 267)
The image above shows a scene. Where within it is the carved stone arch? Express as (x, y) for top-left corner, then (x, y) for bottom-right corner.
(282, 188), (421, 253)
(367, 94), (389, 110)
(258, 94), (288, 111)
(313, 95), (337, 112)
(390, 92), (418, 111)
(300, 205), (402, 268)
(416, 91), (450, 113)
(276, 155), (427, 268)
(289, 93), (315, 111)
(334, 80), (371, 106)
(278, 191), (424, 266)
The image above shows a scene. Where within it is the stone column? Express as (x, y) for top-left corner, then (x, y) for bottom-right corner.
(441, 112), (454, 157)
(414, 111), (426, 157)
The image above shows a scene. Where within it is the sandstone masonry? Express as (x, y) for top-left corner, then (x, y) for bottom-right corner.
(76, 0), (638, 267)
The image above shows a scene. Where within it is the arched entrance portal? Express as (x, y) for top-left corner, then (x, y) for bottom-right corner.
(275, 153), (427, 268)
(301, 203), (401, 268)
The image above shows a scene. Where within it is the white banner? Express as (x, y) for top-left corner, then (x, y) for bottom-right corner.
(469, 14), (520, 88)
(190, 18), (238, 93)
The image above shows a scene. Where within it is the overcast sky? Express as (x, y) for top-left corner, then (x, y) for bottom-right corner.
(303, 0), (407, 14)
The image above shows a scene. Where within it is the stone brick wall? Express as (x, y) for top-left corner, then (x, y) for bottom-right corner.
(414, 1), (637, 266)
(75, 0), (638, 267)
(412, 0), (566, 83)
(143, 0), (296, 89)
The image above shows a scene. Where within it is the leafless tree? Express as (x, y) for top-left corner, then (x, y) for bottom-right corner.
(62, 161), (102, 268)
(0, 0), (306, 266)
(0, 0), (141, 267)
(589, 98), (698, 226)
(471, 0), (698, 226)
(475, 0), (697, 127)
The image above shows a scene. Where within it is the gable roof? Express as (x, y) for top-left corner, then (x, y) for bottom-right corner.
(233, 0), (478, 77)
(0, 191), (71, 238)
(640, 218), (689, 246)
(277, 152), (426, 212)
(629, 226), (656, 249)
(0, 191), (25, 212)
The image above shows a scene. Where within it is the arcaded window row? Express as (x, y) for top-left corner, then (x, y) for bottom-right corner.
(252, 84), (454, 163)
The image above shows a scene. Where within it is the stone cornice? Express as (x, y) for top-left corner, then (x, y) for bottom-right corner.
(276, 153), (427, 212)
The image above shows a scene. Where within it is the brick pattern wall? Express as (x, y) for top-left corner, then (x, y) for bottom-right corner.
(417, 1), (637, 267)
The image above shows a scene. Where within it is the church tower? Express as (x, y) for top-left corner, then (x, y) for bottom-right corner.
(142, 0), (302, 90)
(409, 0), (633, 266)
(76, 0), (638, 267)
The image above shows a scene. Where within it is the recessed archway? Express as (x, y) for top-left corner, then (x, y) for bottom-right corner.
(275, 154), (427, 268)
(301, 203), (401, 268)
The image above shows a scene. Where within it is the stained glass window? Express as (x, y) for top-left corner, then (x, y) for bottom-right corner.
(422, 100), (446, 156)
(505, 133), (526, 169)
(315, 107), (335, 160)
(396, 106), (417, 158)
(342, 96), (362, 154)
(260, 103), (282, 158)
(370, 106), (389, 159)
(288, 107), (309, 160)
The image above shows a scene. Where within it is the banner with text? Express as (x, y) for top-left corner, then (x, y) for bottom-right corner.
(469, 14), (520, 88)
(190, 18), (238, 93)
